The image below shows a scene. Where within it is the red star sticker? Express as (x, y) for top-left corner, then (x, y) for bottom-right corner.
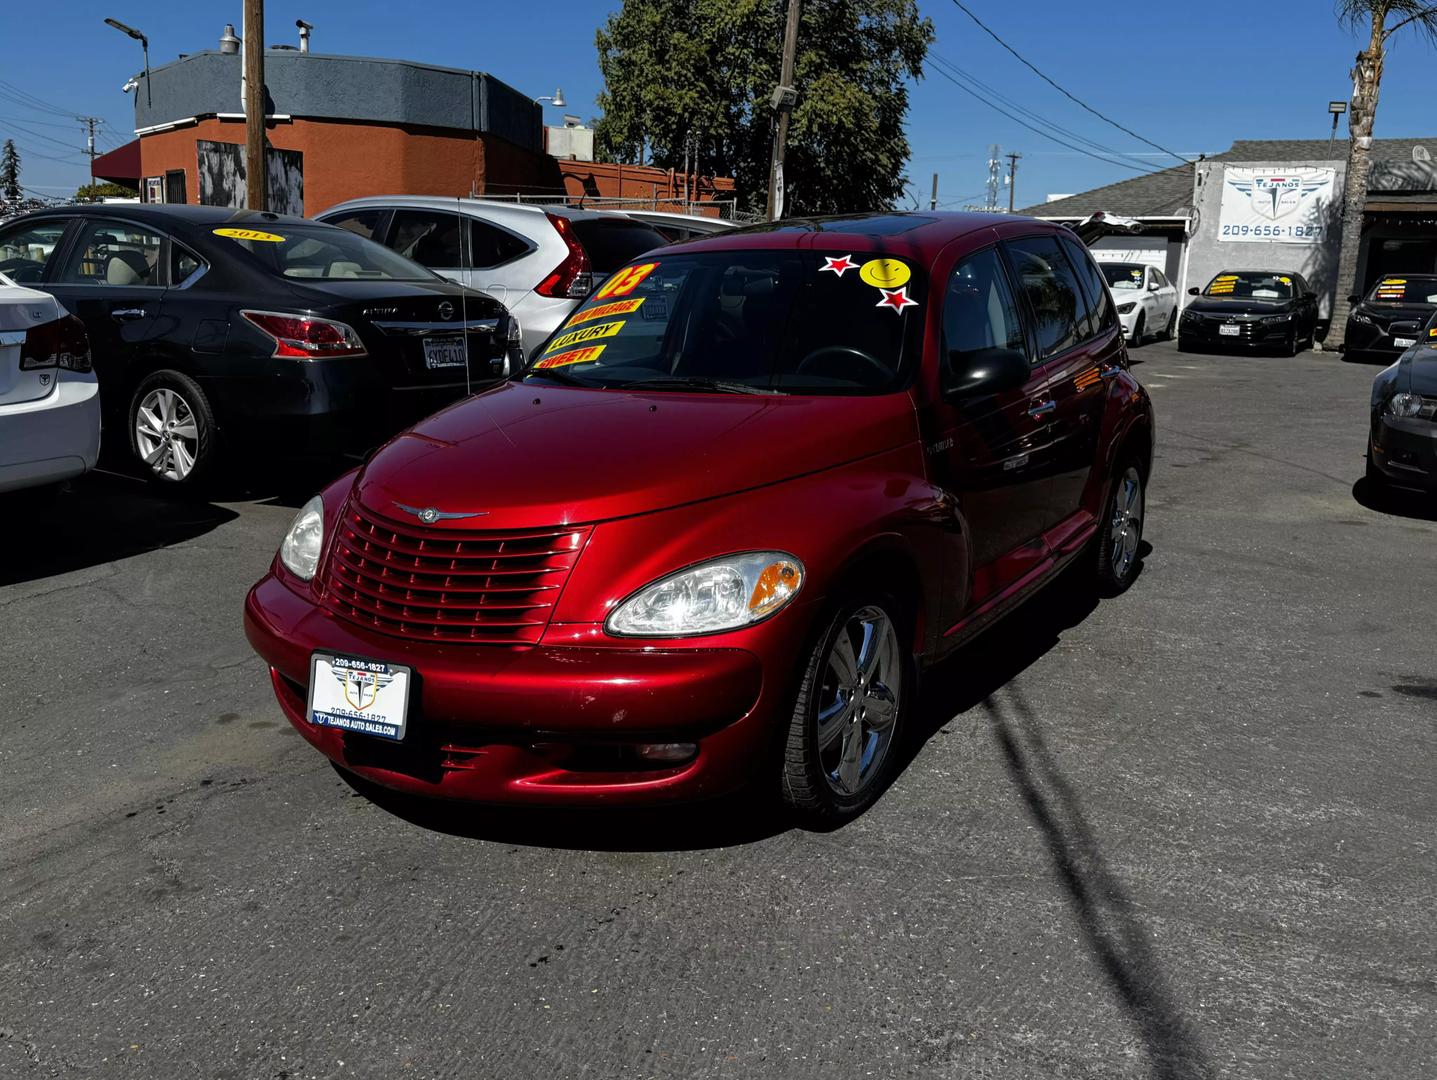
(876, 287), (918, 313)
(820, 254), (856, 276)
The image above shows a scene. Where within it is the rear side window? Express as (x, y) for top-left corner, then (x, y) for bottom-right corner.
(468, 219), (530, 269)
(389, 210), (464, 270)
(1059, 235), (1117, 334)
(1007, 235), (1087, 358)
(568, 219), (666, 273)
(0, 220), (71, 284)
(59, 221), (166, 287)
(942, 247), (1027, 392)
(325, 209), (385, 240)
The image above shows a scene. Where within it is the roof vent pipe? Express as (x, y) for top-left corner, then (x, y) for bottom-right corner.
(296, 20), (313, 54)
(219, 24), (240, 55)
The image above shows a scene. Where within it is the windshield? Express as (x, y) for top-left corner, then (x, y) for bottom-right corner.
(209, 223), (439, 281)
(521, 250), (925, 395)
(1367, 275), (1437, 304)
(1101, 264), (1147, 290)
(1204, 272), (1294, 300)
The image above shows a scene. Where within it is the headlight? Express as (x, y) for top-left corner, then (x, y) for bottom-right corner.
(1386, 392), (1424, 418)
(279, 495), (325, 580)
(1260, 313), (1293, 325)
(1351, 311), (1375, 326)
(606, 552), (804, 637)
(1116, 302), (1136, 314)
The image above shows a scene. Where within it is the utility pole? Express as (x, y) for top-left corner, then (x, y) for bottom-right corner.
(1006, 152), (1021, 212)
(78, 117), (102, 166)
(244, 0), (267, 211)
(765, 0), (801, 221)
(929, 172), (938, 211)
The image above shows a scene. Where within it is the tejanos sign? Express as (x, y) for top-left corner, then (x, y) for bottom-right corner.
(1217, 166), (1336, 244)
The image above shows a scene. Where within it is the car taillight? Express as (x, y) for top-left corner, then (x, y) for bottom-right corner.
(20, 313), (92, 373)
(240, 310), (367, 358)
(535, 213), (594, 299)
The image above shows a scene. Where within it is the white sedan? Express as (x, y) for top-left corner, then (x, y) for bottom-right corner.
(0, 272), (100, 496)
(1102, 262), (1178, 346)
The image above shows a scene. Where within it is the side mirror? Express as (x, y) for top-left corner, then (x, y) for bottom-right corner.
(1187, 286), (1200, 296)
(1147, 281), (1160, 292)
(945, 347), (1030, 399)
(1348, 294), (1361, 305)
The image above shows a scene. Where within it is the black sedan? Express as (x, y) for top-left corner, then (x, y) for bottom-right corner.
(0, 205), (521, 487)
(1367, 311), (1437, 493)
(1178, 270), (1320, 356)
(1342, 274), (1437, 365)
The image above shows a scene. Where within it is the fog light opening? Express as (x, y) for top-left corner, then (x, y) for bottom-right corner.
(634, 742), (698, 764)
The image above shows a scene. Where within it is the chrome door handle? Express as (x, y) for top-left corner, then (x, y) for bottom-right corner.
(1027, 399), (1056, 417)
(1099, 366), (1123, 379)
(110, 308), (146, 320)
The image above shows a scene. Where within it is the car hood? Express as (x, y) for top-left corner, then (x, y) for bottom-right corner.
(352, 381), (917, 530)
(1397, 345), (1437, 395)
(1184, 296), (1297, 316)
(1351, 300), (1437, 324)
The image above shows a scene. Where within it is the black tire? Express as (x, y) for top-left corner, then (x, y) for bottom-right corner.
(1285, 331), (1300, 357)
(1365, 444), (1386, 491)
(780, 593), (911, 827)
(1095, 459), (1145, 595)
(1162, 310), (1176, 341)
(128, 370), (218, 489)
(1129, 313), (1146, 348)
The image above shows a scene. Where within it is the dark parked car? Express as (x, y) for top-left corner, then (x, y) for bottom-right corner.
(1343, 274), (1437, 365)
(245, 212), (1155, 826)
(1367, 311), (1437, 492)
(0, 205), (521, 487)
(1178, 270), (1319, 355)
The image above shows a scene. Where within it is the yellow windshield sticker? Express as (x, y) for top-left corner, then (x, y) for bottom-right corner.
(213, 227), (285, 242)
(1381, 278), (1407, 286)
(544, 319), (626, 353)
(1214, 274), (1239, 281)
(595, 262), (659, 299)
(565, 298), (645, 328)
(859, 258), (910, 289)
(1278, 276), (1291, 285)
(533, 345), (605, 369)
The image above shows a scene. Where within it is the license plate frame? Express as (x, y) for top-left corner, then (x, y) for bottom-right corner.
(422, 335), (467, 370)
(307, 652), (412, 742)
(1218, 323), (1241, 337)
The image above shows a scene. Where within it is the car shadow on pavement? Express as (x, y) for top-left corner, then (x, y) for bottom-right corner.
(1351, 477), (1437, 522)
(0, 470), (238, 586)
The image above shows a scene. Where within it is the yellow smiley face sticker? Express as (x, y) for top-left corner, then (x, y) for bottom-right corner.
(213, 227), (286, 243)
(858, 258), (911, 289)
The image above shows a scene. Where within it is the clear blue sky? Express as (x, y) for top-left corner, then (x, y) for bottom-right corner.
(2, 1), (1433, 206)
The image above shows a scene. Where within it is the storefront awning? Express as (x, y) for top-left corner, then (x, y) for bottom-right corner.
(91, 140), (141, 186)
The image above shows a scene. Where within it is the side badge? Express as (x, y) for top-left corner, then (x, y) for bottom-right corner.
(39, 373), (52, 388)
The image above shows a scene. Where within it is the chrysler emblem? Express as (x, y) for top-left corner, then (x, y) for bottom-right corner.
(438, 301), (455, 321)
(394, 502), (487, 524)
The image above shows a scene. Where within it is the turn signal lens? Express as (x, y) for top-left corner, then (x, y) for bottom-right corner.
(279, 495), (325, 580)
(606, 552), (804, 637)
(241, 309), (367, 358)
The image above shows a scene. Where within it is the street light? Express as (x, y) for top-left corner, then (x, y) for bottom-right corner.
(104, 17), (150, 107)
(1328, 100), (1348, 160)
(534, 88), (566, 108)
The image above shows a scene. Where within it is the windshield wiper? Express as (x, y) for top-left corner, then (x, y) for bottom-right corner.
(523, 367), (594, 388)
(616, 376), (780, 395)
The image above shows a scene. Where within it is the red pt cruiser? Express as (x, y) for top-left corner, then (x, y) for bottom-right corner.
(245, 213), (1154, 826)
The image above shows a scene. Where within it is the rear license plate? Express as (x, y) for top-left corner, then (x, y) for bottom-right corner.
(308, 652), (411, 742)
(1218, 324), (1240, 337)
(422, 336), (467, 370)
(1394, 337), (1416, 348)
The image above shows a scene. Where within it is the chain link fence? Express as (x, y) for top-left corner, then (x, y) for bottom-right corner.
(477, 193), (762, 225)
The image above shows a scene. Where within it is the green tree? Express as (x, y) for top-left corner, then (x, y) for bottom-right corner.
(594, 0), (933, 216)
(1326, 1), (1437, 347)
(75, 181), (139, 201)
(0, 140), (20, 201)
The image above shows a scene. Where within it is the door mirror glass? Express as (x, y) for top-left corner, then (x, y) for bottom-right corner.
(1148, 280), (1160, 291)
(945, 347), (1030, 399)
(1348, 293), (1361, 304)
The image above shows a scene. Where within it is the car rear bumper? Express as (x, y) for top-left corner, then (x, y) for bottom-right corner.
(0, 373), (100, 493)
(1371, 414), (1437, 490)
(243, 573), (775, 804)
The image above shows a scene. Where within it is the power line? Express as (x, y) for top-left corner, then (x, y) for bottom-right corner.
(945, 0), (1189, 167)
(0, 117), (87, 154)
(0, 78), (76, 119)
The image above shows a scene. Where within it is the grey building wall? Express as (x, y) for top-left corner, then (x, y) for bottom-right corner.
(1186, 159), (1344, 318)
(136, 51), (541, 152)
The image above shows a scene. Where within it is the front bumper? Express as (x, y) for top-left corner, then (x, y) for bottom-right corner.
(1179, 316), (1294, 350)
(0, 373), (100, 494)
(1370, 414), (1437, 491)
(243, 574), (776, 804)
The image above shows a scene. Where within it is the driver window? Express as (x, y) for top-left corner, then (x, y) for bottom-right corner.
(941, 246), (1027, 393)
(0, 220), (71, 284)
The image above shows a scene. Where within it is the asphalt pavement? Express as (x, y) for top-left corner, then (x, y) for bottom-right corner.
(1, 340), (1434, 1079)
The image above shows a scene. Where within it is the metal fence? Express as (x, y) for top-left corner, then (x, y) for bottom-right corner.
(476, 193), (762, 224)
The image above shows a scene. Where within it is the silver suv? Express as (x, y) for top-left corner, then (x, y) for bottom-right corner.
(316, 198), (667, 356)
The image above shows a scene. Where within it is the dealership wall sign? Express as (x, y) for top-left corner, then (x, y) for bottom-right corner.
(1218, 167), (1336, 243)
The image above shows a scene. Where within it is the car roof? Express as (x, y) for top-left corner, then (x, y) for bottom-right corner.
(3, 203), (314, 228)
(317, 196), (645, 225)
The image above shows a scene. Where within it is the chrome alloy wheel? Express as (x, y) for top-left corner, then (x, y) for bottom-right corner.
(134, 387), (199, 482)
(1110, 465), (1144, 579)
(816, 605), (902, 797)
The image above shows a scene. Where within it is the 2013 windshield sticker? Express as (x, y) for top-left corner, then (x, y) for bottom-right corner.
(544, 319), (626, 352)
(595, 262), (659, 299)
(566, 298), (645, 327)
(213, 227), (285, 243)
(859, 258), (911, 289)
(820, 254), (857, 276)
(533, 345), (605, 369)
(876, 287), (917, 314)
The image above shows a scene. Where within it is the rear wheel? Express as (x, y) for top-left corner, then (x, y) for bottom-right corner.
(1095, 462), (1144, 594)
(129, 370), (217, 489)
(781, 595), (910, 827)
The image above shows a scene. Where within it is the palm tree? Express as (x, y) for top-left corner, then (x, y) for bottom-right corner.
(1327, 2), (1437, 348)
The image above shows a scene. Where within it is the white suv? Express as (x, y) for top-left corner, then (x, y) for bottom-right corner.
(0, 272), (100, 496)
(316, 198), (668, 356)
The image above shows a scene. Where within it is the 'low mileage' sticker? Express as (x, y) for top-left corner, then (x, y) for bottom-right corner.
(564, 297), (644, 328)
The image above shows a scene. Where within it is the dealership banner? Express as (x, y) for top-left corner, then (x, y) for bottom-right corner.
(1218, 166), (1336, 244)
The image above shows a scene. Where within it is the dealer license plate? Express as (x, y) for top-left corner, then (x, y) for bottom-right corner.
(422, 335), (467, 370)
(1218, 323), (1240, 337)
(308, 652), (412, 742)
(1394, 337), (1416, 348)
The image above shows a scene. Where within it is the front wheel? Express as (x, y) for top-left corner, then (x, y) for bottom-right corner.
(781, 596), (910, 827)
(1162, 310), (1176, 340)
(1129, 313), (1146, 348)
(1095, 462), (1144, 594)
(128, 370), (217, 488)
